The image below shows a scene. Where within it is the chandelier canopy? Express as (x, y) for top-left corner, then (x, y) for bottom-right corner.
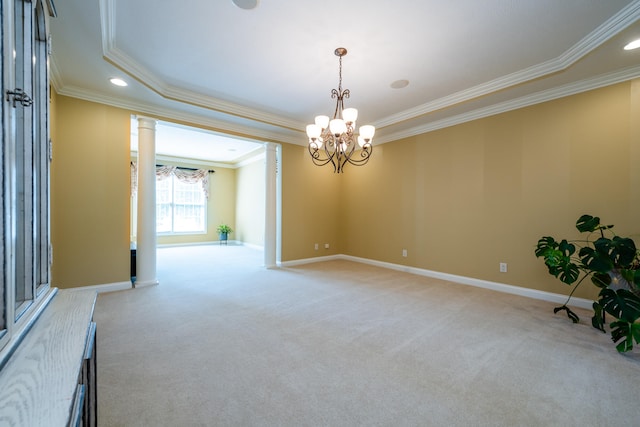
(306, 48), (375, 173)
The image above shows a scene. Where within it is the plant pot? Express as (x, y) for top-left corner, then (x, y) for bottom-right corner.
(219, 232), (228, 241)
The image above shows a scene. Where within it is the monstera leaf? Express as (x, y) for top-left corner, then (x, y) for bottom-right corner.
(610, 320), (640, 353)
(605, 236), (637, 267)
(600, 288), (640, 323)
(575, 214), (613, 233)
(599, 288), (640, 352)
(535, 237), (580, 284)
(591, 272), (611, 289)
(582, 236), (637, 268)
(579, 245), (614, 273)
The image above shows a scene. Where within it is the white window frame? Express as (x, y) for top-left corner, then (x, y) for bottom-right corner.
(156, 173), (207, 235)
(1, 0), (54, 359)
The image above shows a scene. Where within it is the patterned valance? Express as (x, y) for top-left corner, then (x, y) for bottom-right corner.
(130, 162), (211, 199)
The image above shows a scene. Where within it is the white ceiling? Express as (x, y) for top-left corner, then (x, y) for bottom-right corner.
(50, 0), (640, 162)
(130, 119), (264, 164)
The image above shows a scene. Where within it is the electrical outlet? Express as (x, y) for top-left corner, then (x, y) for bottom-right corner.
(499, 262), (507, 273)
(402, 249), (408, 257)
(324, 243), (330, 249)
(314, 243), (319, 250)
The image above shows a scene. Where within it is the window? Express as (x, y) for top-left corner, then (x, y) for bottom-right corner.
(156, 174), (207, 234)
(1, 0), (53, 356)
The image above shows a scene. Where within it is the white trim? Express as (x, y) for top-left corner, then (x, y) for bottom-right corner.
(376, 65), (640, 145)
(153, 154), (231, 170)
(157, 241), (218, 248)
(49, 1), (640, 152)
(279, 255), (342, 267)
(374, 1), (640, 129)
(215, 239), (239, 246)
(280, 254), (593, 310)
(155, 240), (263, 250)
(236, 151), (265, 168)
(49, 83), (302, 146)
(66, 281), (132, 293)
(99, 0), (301, 131)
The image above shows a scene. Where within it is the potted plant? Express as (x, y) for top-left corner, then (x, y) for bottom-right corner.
(216, 224), (233, 243)
(535, 214), (640, 352)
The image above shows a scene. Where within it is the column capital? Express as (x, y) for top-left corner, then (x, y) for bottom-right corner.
(265, 142), (279, 153)
(136, 116), (157, 131)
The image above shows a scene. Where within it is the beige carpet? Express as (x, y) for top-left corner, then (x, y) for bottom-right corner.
(94, 245), (640, 426)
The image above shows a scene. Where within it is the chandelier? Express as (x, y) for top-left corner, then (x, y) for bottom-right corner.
(306, 47), (375, 173)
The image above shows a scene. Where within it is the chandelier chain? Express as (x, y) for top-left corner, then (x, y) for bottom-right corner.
(338, 54), (343, 94)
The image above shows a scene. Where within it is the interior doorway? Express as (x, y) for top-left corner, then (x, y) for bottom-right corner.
(130, 117), (281, 270)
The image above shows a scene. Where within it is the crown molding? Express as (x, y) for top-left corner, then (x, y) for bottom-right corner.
(103, 46), (302, 132)
(376, 65), (640, 145)
(53, 84), (303, 146)
(235, 151), (266, 168)
(58, 80), (299, 141)
(152, 154), (238, 170)
(99, 0), (300, 133)
(131, 151), (266, 170)
(64, 0), (640, 150)
(53, 63), (640, 150)
(374, 0), (640, 129)
(49, 55), (63, 92)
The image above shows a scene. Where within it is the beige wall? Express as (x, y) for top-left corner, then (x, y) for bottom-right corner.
(51, 94), (131, 288)
(280, 142), (342, 261)
(342, 80), (640, 300)
(51, 80), (640, 300)
(235, 157), (265, 247)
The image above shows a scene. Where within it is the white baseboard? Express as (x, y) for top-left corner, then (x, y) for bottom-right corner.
(66, 281), (132, 293)
(279, 255), (341, 267)
(157, 241), (219, 248)
(281, 254), (593, 310)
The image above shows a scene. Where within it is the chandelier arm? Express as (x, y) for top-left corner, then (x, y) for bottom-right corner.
(308, 141), (333, 166)
(308, 132), (343, 172)
(309, 150), (338, 170)
(338, 152), (349, 173)
(343, 138), (356, 158)
(325, 137), (340, 173)
(344, 144), (372, 166)
(332, 90), (341, 119)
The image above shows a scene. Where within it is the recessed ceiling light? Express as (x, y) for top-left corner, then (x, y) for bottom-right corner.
(110, 78), (128, 87)
(623, 39), (640, 50)
(232, 0), (259, 10)
(390, 79), (409, 89)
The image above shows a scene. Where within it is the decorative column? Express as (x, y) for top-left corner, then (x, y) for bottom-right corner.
(264, 142), (277, 268)
(135, 117), (159, 287)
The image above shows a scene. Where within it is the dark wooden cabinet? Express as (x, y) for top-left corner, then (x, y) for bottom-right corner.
(80, 322), (98, 427)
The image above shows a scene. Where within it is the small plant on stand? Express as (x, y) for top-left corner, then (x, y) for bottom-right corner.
(217, 224), (233, 245)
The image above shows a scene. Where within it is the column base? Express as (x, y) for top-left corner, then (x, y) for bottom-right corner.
(134, 279), (159, 288)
